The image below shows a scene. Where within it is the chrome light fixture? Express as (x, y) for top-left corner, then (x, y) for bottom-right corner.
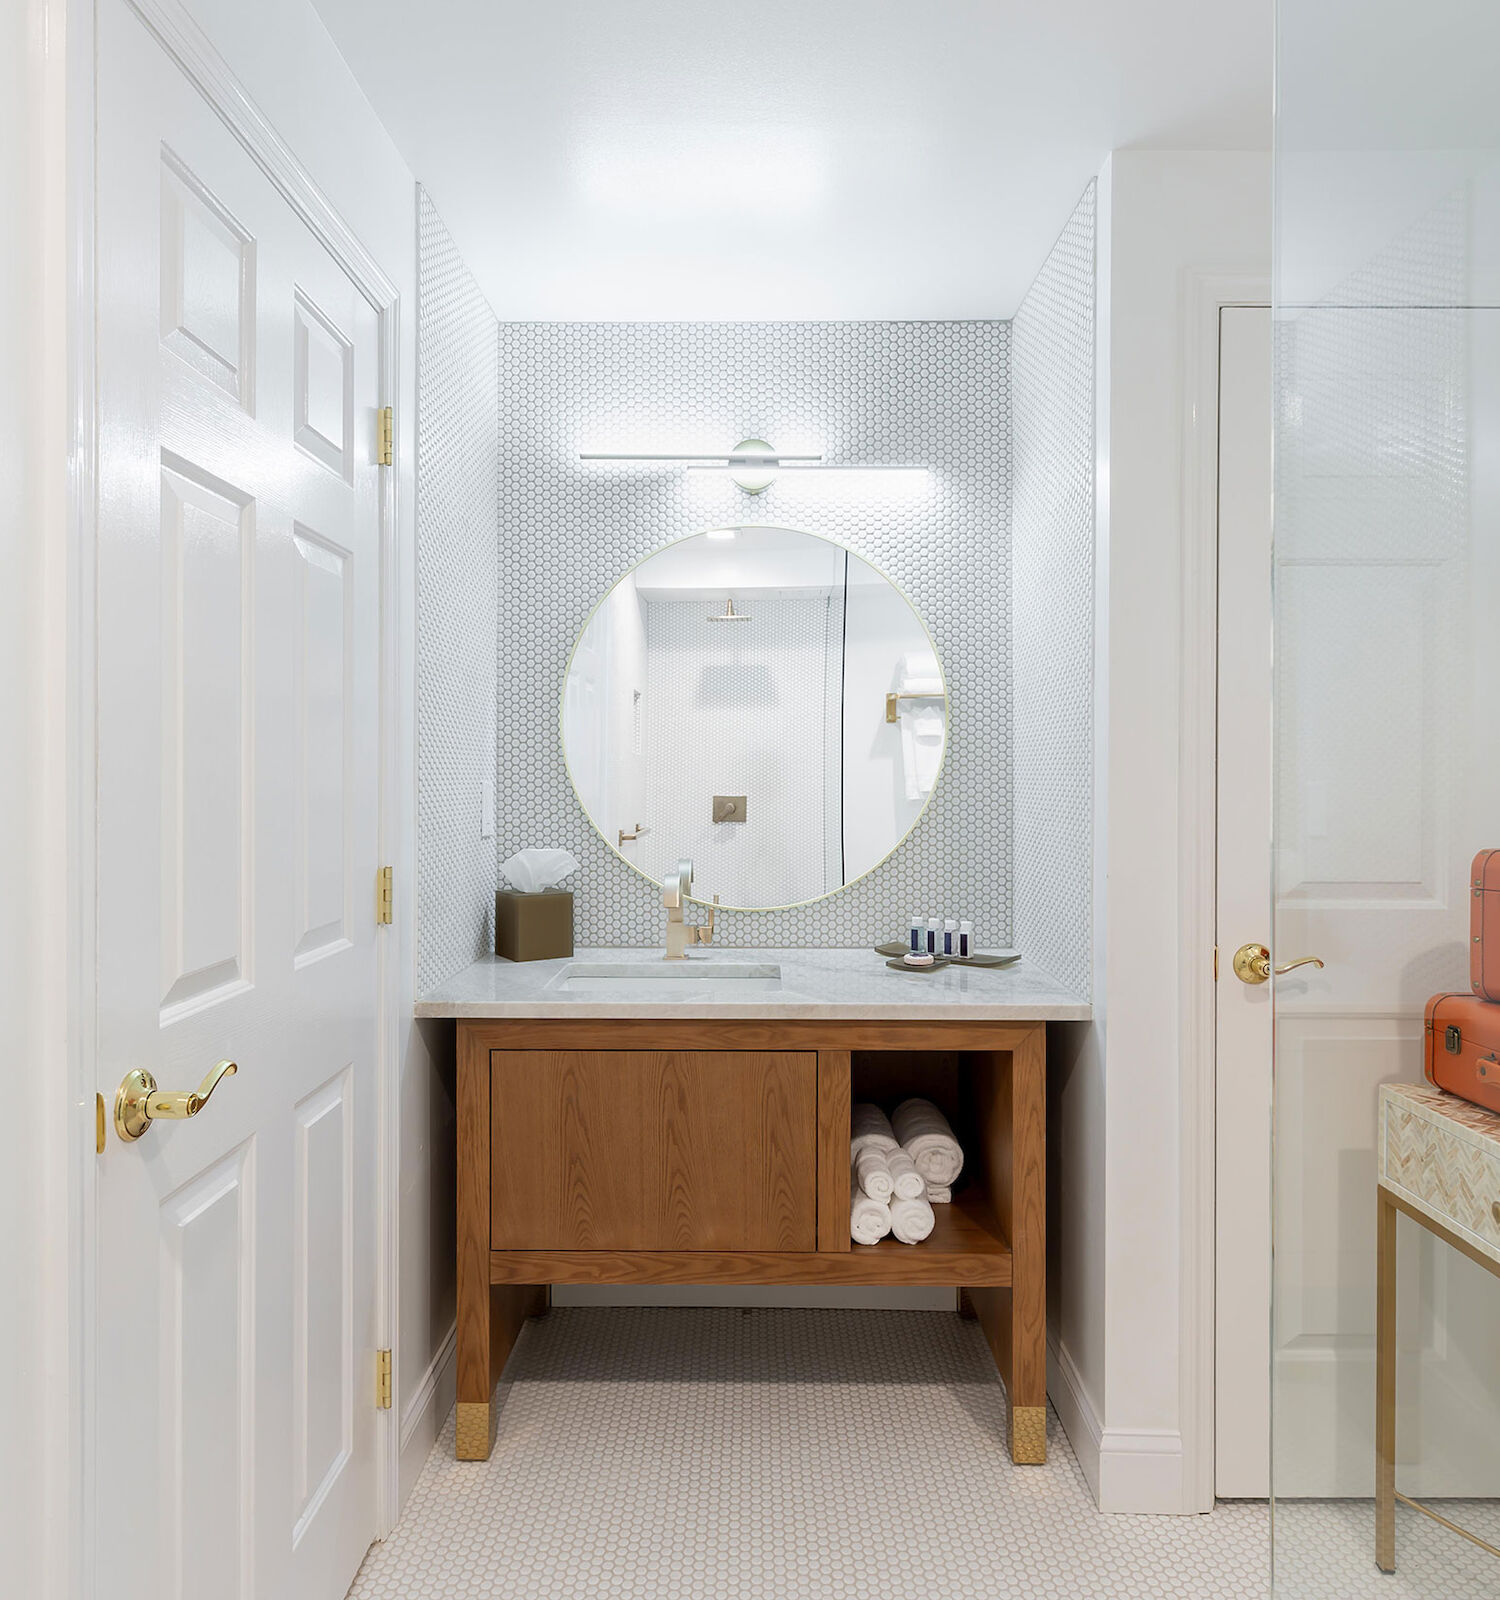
(578, 437), (927, 494)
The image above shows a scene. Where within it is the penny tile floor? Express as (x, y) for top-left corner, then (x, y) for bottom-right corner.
(348, 1308), (1497, 1599)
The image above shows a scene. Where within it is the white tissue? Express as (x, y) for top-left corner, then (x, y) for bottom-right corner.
(500, 848), (580, 894)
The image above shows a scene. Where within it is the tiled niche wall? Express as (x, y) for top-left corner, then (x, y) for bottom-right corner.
(416, 191), (501, 990)
(1010, 184), (1097, 997)
(497, 322), (1011, 948)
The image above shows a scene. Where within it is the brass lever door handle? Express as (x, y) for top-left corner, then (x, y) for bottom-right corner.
(114, 1059), (238, 1142)
(1231, 943), (1326, 986)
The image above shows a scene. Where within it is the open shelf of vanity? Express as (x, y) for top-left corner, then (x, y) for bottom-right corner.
(419, 961), (1090, 1473)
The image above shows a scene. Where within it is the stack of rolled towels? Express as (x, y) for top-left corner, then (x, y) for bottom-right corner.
(849, 1098), (965, 1245)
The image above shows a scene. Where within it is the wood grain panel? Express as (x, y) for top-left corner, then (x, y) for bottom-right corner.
(491, 1190), (1013, 1286)
(490, 1050), (817, 1252)
(817, 1050), (851, 1252)
(463, 1019), (1042, 1054)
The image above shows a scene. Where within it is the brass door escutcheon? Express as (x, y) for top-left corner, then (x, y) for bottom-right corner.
(114, 1059), (238, 1142)
(1232, 943), (1325, 985)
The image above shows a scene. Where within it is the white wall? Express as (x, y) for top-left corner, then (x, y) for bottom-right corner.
(1059, 151), (1271, 1513)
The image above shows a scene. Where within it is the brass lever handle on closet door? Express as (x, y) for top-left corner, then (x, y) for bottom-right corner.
(1231, 943), (1325, 986)
(114, 1059), (237, 1142)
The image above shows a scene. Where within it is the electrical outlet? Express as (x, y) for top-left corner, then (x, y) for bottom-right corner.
(481, 778), (495, 840)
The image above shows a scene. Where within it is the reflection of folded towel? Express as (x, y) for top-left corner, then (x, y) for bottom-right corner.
(851, 1102), (899, 1157)
(851, 1190), (892, 1245)
(893, 1098), (964, 1186)
(853, 1145), (894, 1203)
(925, 1182), (952, 1205)
(885, 1147), (925, 1201)
(890, 1194), (936, 1244)
(900, 706), (945, 800)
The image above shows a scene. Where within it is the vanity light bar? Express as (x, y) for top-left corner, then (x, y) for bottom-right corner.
(578, 451), (824, 463)
(685, 462), (929, 473)
(577, 454), (926, 471)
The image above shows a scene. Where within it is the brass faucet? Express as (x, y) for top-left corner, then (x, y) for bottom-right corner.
(662, 858), (717, 959)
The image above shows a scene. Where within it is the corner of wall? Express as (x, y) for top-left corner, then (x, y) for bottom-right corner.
(1010, 180), (1107, 1494)
(415, 190), (502, 991)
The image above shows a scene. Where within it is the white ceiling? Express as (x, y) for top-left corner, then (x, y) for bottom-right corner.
(314, 0), (1270, 320)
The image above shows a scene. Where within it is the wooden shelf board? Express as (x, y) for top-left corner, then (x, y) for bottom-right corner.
(489, 1190), (1012, 1288)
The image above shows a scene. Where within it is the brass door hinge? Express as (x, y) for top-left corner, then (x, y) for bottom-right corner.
(376, 865), (393, 925)
(377, 406), (394, 467)
(376, 1348), (392, 1410)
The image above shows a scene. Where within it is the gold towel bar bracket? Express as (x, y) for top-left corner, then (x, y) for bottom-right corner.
(885, 691), (946, 724)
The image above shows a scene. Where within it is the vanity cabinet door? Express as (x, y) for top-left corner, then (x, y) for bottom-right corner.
(490, 1050), (817, 1251)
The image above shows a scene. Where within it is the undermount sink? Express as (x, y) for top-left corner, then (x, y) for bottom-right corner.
(545, 960), (784, 997)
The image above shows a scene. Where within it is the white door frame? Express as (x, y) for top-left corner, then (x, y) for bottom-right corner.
(58, 3), (407, 1594)
(1178, 272), (1273, 1511)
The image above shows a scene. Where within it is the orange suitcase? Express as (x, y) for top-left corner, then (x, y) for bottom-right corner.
(1424, 993), (1500, 1115)
(1472, 849), (1500, 1002)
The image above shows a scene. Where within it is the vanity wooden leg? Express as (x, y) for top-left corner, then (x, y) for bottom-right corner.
(456, 1022), (494, 1459)
(968, 1026), (1047, 1464)
(457, 1022), (548, 1460)
(1375, 1186), (1397, 1573)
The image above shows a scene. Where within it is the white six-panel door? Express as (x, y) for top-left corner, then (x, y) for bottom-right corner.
(94, 3), (384, 1595)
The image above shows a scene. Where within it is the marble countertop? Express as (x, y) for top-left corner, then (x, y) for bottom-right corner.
(416, 947), (1092, 1021)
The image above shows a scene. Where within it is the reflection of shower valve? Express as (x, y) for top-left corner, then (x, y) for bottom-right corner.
(712, 795), (748, 823)
(617, 822), (650, 846)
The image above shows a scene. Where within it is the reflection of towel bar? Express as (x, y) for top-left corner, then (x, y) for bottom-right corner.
(885, 691), (945, 724)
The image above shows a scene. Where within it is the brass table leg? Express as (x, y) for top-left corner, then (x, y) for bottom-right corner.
(1375, 1186), (1397, 1574)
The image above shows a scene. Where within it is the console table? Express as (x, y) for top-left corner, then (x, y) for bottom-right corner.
(1377, 1081), (1500, 1571)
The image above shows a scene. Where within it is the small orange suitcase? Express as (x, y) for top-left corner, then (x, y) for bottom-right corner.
(1424, 993), (1500, 1114)
(1472, 849), (1500, 1002)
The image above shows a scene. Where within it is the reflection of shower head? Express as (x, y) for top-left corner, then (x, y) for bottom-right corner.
(707, 598), (751, 622)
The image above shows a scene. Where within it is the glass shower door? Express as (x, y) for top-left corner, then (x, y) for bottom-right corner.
(1272, 2), (1500, 1591)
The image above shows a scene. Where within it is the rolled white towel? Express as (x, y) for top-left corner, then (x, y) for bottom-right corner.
(853, 1145), (894, 1203)
(851, 1191), (892, 1245)
(889, 1194), (936, 1245)
(925, 1182), (952, 1205)
(885, 1146), (925, 1201)
(851, 1102), (899, 1157)
(893, 1097), (964, 1187)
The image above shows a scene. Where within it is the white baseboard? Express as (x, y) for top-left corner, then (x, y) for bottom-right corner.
(398, 1322), (456, 1509)
(1097, 1425), (1187, 1514)
(1047, 1332), (1188, 1513)
(551, 1287), (958, 1311)
(1047, 1333), (1103, 1502)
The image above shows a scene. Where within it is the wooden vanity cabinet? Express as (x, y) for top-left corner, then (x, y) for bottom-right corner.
(456, 1017), (1046, 1468)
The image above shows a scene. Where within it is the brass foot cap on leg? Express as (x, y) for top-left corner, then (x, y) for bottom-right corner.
(1010, 1405), (1047, 1465)
(456, 1401), (494, 1461)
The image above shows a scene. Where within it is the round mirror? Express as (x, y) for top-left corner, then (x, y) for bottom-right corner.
(561, 526), (947, 910)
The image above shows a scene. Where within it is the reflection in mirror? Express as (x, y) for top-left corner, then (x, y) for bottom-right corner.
(562, 526), (946, 910)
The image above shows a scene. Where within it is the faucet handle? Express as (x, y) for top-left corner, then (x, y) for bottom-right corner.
(661, 857), (694, 909)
